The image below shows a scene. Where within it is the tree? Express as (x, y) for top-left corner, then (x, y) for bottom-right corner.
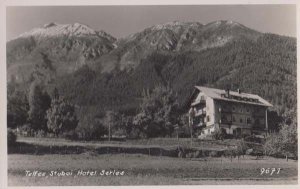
(7, 88), (29, 129)
(278, 123), (297, 159)
(133, 85), (180, 138)
(116, 114), (133, 137)
(76, 114), (106, 141)
(28, 82), (51, 131)
(267, 110), (283, 132)
(132, 112), (151, 138)
(264, 123), (297, 160)
(51, 87), (60, 100)
(7, 128), (17, 146)
(46, 97), (78, 136)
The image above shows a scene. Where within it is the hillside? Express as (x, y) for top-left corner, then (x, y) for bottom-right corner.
(57, 36), (296, 119)
(7, 21), (297, 120)
(7, 22), (116, 82)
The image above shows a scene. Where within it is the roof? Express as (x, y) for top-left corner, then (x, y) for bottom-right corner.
(194, 86), (273, 107)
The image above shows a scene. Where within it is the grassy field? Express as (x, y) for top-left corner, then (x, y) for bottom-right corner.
(8, 153), (298, 186)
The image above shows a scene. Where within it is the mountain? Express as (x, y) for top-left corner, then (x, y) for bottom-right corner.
(95, 20), (261, 72)
(7, 20), (297, 121)
(7, 22), (116, 82)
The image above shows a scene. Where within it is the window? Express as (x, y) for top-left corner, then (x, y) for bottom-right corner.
(240, 118), (243, 123)
(207, 116), (210, 122)
(232, 106), (236, 111)
(221, 115), (227, 122)
(255, 119), (260, 125)
(246, 118), (252, 124)
(232, 116), (236, 122)
(246, 108), (250, 113)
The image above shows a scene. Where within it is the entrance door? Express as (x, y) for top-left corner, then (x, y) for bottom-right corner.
(233, 129), (236, 137)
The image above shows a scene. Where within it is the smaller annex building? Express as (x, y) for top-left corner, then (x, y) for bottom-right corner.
(188, 86), (273, 138)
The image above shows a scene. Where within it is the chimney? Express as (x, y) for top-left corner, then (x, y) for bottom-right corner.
(237, 89), (241, 94)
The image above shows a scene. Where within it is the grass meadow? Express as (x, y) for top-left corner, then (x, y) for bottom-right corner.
(8, 153), (298, 186)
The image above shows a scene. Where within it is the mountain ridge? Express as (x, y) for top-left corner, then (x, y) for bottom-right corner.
(6, 20), (296, 121)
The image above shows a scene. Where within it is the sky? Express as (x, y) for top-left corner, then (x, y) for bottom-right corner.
(6, 5), (297, 40)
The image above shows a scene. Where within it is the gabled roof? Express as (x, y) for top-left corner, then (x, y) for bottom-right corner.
(194, 86), (273, 107)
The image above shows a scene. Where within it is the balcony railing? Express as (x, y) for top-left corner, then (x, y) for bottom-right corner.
(195, 109), (206, 116)
(194, 121), (205, 127)
(220, 119), (232, 124)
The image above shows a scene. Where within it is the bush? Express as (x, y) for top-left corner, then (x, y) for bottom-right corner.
(76, 128), (96, 141)
(64, 130), (78, 141)
(76, 115), (107, 141)
(224, 148), (237, 159)
(7, 129), (17, 146)
(177, 146), (188, 158)
(18, 124), (35, 137)
(264, 123), (297, 160)
(178, 151), (185, 158)
(46, 97), (78, 136)
(113, 129), (126, 138)
(209, 151), (220, 157)
(236, 139), (248, 156)
(35, 130), (46, 137)
(245, 135), (264, 143)
(194, 150), (201, 158)
(212, 128), (226, 140)
(245, 148), (254, 155)
(127, 126), (143, 139)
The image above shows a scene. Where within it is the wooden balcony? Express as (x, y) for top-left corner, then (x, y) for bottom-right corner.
(195, 109), (206, 116)
(220, 119), (232, 124)
(194, 121), (206, 127)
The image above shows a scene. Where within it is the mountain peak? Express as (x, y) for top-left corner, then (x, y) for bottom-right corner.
(17, 22), (102, 40)
(151, 21), (203, 31)
(205, 20), (246, 28)
(43, 22), (58, 28)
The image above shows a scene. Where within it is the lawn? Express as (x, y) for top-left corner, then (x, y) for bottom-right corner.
(8, 153), (298, 186)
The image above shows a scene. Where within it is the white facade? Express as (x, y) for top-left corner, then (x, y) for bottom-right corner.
(189, 86), (272, 137)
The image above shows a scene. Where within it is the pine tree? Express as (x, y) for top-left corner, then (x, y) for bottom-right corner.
(28, 82), (51, 131)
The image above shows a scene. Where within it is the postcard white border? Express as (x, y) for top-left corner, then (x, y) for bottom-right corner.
(0, 0), (299, 189)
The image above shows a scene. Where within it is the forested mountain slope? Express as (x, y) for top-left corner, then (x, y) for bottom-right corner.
(7, 21), (296, 121)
